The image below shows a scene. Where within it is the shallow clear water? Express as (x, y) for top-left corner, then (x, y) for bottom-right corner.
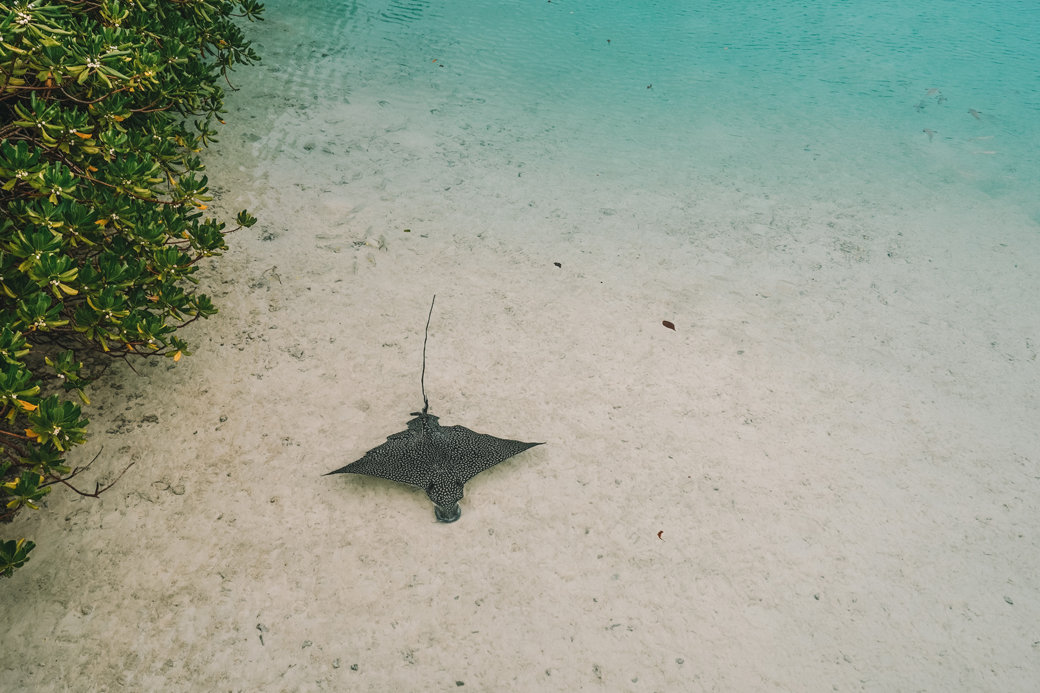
(269, 0), (1039, 220)
(242, 0), (1040, 246)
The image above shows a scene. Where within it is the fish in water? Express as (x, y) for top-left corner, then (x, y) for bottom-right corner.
(325, 296), (543, 522)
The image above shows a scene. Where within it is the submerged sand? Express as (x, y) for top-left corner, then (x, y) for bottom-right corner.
(3, 4), (1039, 691)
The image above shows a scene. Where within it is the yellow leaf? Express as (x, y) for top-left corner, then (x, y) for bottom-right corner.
(16, 400), (37, 411)
(75, 132), (93, 139)
(173, 351), (182, 362)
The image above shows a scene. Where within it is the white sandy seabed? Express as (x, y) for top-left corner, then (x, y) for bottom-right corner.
(3, 2), (1040, 691)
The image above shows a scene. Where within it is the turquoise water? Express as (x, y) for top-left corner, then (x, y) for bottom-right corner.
(250, 0), (1040, 227)
(326, 0), (1039, 218)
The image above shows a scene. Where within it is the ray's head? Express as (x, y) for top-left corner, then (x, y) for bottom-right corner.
(426, 469), (464, 523)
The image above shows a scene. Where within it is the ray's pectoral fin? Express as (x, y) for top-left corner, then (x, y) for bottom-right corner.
(323, 426), (434, 490)
(426, 425), (543, 522)
(440, 425), (544, 483)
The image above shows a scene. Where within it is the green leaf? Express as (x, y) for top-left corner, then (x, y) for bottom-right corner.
(0, 539), (36, 578)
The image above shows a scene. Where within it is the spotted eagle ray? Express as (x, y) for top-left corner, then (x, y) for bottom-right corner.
(325, 296), (543, 522)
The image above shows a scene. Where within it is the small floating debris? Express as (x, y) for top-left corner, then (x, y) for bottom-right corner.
(662, 320), (675, 331)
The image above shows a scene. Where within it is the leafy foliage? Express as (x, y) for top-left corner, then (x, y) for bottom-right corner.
(1, 0), (263, 577)
(0, 536), (34, 576)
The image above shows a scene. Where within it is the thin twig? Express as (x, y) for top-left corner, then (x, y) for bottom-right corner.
(44, 448), (136, 499)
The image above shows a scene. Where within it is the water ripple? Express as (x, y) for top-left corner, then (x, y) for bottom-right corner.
(378, 0), (432, 25)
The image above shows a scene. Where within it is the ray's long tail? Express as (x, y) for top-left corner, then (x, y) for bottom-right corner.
(420, 294), (436, 416)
